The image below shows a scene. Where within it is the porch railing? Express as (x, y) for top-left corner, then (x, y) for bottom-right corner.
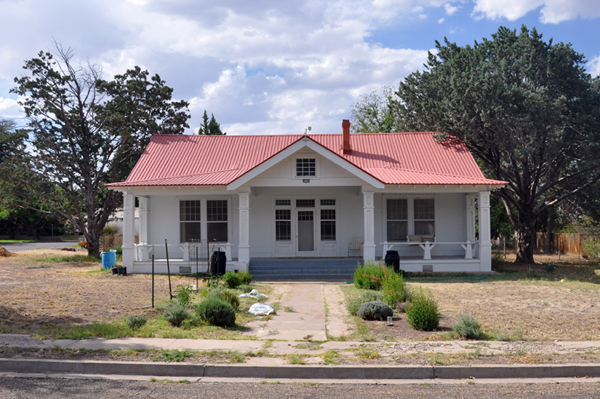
(134, 241), (234, 264)
(381, 240), (477, 260)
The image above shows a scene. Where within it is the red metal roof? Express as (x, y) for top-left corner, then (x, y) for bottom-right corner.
(107, 132), (506, 187)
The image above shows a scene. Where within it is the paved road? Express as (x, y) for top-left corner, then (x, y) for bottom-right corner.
(0, 378), (599, 398)
(1, 241), (79, 252)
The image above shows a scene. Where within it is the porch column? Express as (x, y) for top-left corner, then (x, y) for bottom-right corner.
(478, 191), (492, 271)
(238, 191), (250, 264)
(122, 193), (135, 268)
(465, 194), (477, 242)
(362, 190), (376, 261)
(138, 197), (149, 244)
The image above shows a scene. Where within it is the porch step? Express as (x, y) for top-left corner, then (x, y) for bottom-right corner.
(249, 259), (361, 282)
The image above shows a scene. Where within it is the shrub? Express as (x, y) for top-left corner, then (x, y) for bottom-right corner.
(196, 297), (236, 327)
(583, 238), (600, 260)
(238, 284), (254, 293)
(175, 284), (194, 307)
(357, 301), (394, 321)
(543, 263), (556, 273)
(222, 271), (242, 289)
(126, 315), (147, 330)
(346, 291), (383, 316)
(238, 271), (252, 285)
(491, 252), (505, 271)
(453, 312), (483, 339)
(163, 304), (191, 327)
(381, 271), (405, 307)
(208, 288), (240, 310)
(405, 289), (440, 331)
(353, 262), (387, 290)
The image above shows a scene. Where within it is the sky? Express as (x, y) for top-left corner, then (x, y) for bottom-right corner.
(0, 0), (599, 136)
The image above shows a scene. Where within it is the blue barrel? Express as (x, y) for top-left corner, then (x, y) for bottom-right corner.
(102, 251), (116, 269)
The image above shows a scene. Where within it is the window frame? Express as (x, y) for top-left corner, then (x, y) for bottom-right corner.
(292, 156), (320, 179)
(178, 198), (231, 244)
(383, 196), (436, 242)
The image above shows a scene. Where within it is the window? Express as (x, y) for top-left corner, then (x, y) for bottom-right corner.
(275, 199), (291, 206)
(180, 200), (201, 242)
(296, 199), (315, 208)
(320, 199), (335, 206)
(275, 209), (291, 241)
(207, 200), (228, 242)
(414, 199), (435, 236)
(320, 209), (336, 241)
(296, 158), (316, 177)
(386, 199), (408, 241)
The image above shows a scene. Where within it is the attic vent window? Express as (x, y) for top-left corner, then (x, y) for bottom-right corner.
(296, 158), (316, 177)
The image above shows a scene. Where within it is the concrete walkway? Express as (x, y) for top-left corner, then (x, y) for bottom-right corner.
(244, 283), (349, 341)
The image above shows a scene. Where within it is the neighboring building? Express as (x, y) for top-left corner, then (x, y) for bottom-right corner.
(107, 120), (505, 275)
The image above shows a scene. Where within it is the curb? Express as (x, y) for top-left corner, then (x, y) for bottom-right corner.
(1, 359), (600, 380)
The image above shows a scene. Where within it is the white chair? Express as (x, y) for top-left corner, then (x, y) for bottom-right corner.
(348, 237), (364, 257)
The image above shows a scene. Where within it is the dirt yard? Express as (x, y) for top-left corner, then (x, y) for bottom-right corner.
(0, 248), (196, 334)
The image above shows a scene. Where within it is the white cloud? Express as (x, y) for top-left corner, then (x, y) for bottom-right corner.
(472, 0), (600, 23)
(0, 97), (22, 119)
(445, 3), (460, 15)
(438, 17), (445, 23)
(589, 55), (600, 77)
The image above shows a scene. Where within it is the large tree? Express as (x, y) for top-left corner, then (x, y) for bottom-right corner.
(350, 87), (397, 133)
(10, 46), (190, 256)
(392, 26), (600, 263)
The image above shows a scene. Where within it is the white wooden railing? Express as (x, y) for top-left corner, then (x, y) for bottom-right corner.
(381, 240), (477, 260)
(134, 242), (233, 262)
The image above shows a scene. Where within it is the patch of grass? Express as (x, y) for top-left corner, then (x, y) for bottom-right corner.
(0, 239), (36, 243)
(490, 325), (524, 342)
(37, 254), (100, 263)
(453, 312), (483, 340)
(151, 349), (193, 362)
(286, 354), (306, 364)
(355, 346), (379, 359)
(321, 350), (340, 365)
(284, 306), (296, 313)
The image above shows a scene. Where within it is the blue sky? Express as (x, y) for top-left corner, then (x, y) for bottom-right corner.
(0, 0), (599, 135)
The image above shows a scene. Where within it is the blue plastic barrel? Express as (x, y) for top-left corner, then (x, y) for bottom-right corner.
(102, 251), (116, 269)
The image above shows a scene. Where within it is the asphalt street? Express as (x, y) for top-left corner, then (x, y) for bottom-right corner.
(1, 241), (79, 252)
(0, 378), (599, 399)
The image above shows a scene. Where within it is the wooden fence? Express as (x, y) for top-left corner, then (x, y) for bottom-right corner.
(100, 234), (138, 252)
(535, 233), (599, 255)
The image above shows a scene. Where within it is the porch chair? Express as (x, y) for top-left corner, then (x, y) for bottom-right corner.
(348, 237), (364, 257)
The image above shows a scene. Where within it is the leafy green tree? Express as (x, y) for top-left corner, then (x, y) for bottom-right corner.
(350, 87), (396, 133)
(198, 110), (225, 135)
(392, 26), (600, 263)
(10, 45), (190, 256)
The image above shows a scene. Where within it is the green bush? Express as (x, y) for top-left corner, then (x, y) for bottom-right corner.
(381, 271), (405, 307)
(453, 312), (483, 339)
(163, 304), (191, 327)
(353, 262), (387, 290)
(208, 288), (240, 310)
(357, 301), (394, 321)
(238, 271), (252, 285)
(405, 289), (440, 331)
(222, 271), (242, 289)
(175, 284), (194, 307)
(583, 238), (600, 260)
(196, 297), (236, 327)
(346, 290), (383, 316)
(238, 284), (254, 293)
(126, 315), (147, 330)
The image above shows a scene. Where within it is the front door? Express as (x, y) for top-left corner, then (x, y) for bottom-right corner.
(297, 210), (315, 253)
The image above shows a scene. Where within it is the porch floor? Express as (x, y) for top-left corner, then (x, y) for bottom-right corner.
(250, 258), (361, 282)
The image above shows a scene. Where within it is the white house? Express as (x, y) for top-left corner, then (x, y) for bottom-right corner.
(107, 120), (505, 276)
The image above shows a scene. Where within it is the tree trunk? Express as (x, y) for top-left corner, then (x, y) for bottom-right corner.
(545, 206), (554, 254)
(515, 213), (536, 263)
(87, 228), (101, 258)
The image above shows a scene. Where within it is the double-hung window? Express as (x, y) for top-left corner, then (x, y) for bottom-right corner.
(275, 200), (291, 241)
(414, 199), (435, 236)
(207, 200), (228, 242)
(320, 199), (336, 241)
(386, 199), (408, 241)
(180, 200), (201, 242)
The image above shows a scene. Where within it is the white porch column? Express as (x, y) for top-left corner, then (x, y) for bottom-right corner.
(465, 194), (477, 243)
(478, 191), (492, 271)
(238, 191), (250, 264)
(138, 197), (149, 244)
(122, 193), (135, 268)
(362, 190), (376, 261)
